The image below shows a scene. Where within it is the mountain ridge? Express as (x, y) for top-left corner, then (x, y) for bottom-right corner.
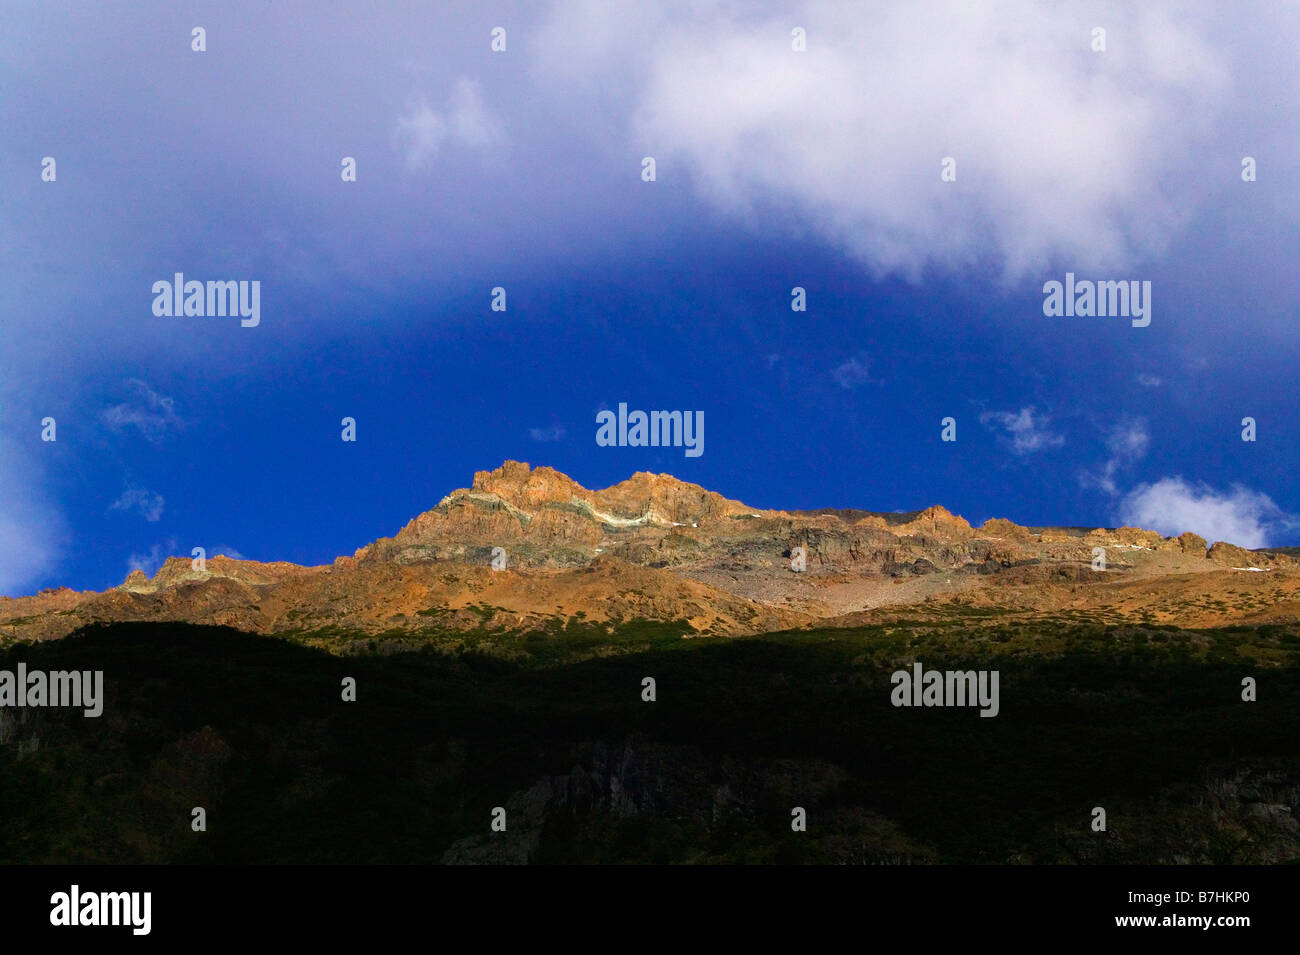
(4, 460), (1298, 642)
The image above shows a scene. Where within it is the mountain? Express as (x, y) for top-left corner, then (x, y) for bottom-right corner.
(4, 460), (1299, 644)
(4, 462), (1299, 867)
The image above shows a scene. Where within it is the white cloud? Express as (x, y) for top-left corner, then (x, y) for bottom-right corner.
(109, 487), (165, 522)
(126, 539), (176, 578)
(1107, 418), (1151, 461)
(1085, 417), (1150, 494)
(396, 77), (504, 171)
(395, 103), (446, 169)
(1118, 477), (1290, 548)
(980, 406), (1064, 455)
(1136, 374), (1162, 387)
(529, 425), (566, 442)
(831, 353), (872, 389)
(102, 379), (184, 441)
(125, 542), (243, 580)
(537, 0), (1248, 281)
(0, 436), (62, 597)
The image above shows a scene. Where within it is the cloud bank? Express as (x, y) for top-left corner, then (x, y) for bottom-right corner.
(1119, 477), (1291, 548)
(538, 0), (1298, 282)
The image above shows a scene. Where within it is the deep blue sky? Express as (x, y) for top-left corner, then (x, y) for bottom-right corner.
(3, 1), (1298, 595)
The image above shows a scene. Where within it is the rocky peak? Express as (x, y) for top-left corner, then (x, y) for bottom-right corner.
(592, 470), (755, 524)
(470, 460), (589, 506)
(121, 569), (150, 592)
(978, 518), (1031, 541)
(900, 505), (972, 533)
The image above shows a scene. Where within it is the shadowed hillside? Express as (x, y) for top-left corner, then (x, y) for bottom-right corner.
(2, 619), (1296, 864)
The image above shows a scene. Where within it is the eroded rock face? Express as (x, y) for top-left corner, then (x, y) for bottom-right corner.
(1113, 526), (1167, 548)
(2, 460), (1296, 643)
(122, 570), (150, 592)
(1208, 541), (1260, 567)
(978, 518), (1030, 541)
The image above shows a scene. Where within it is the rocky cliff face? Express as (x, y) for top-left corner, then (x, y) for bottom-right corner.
(3, 460), (1298, 644)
